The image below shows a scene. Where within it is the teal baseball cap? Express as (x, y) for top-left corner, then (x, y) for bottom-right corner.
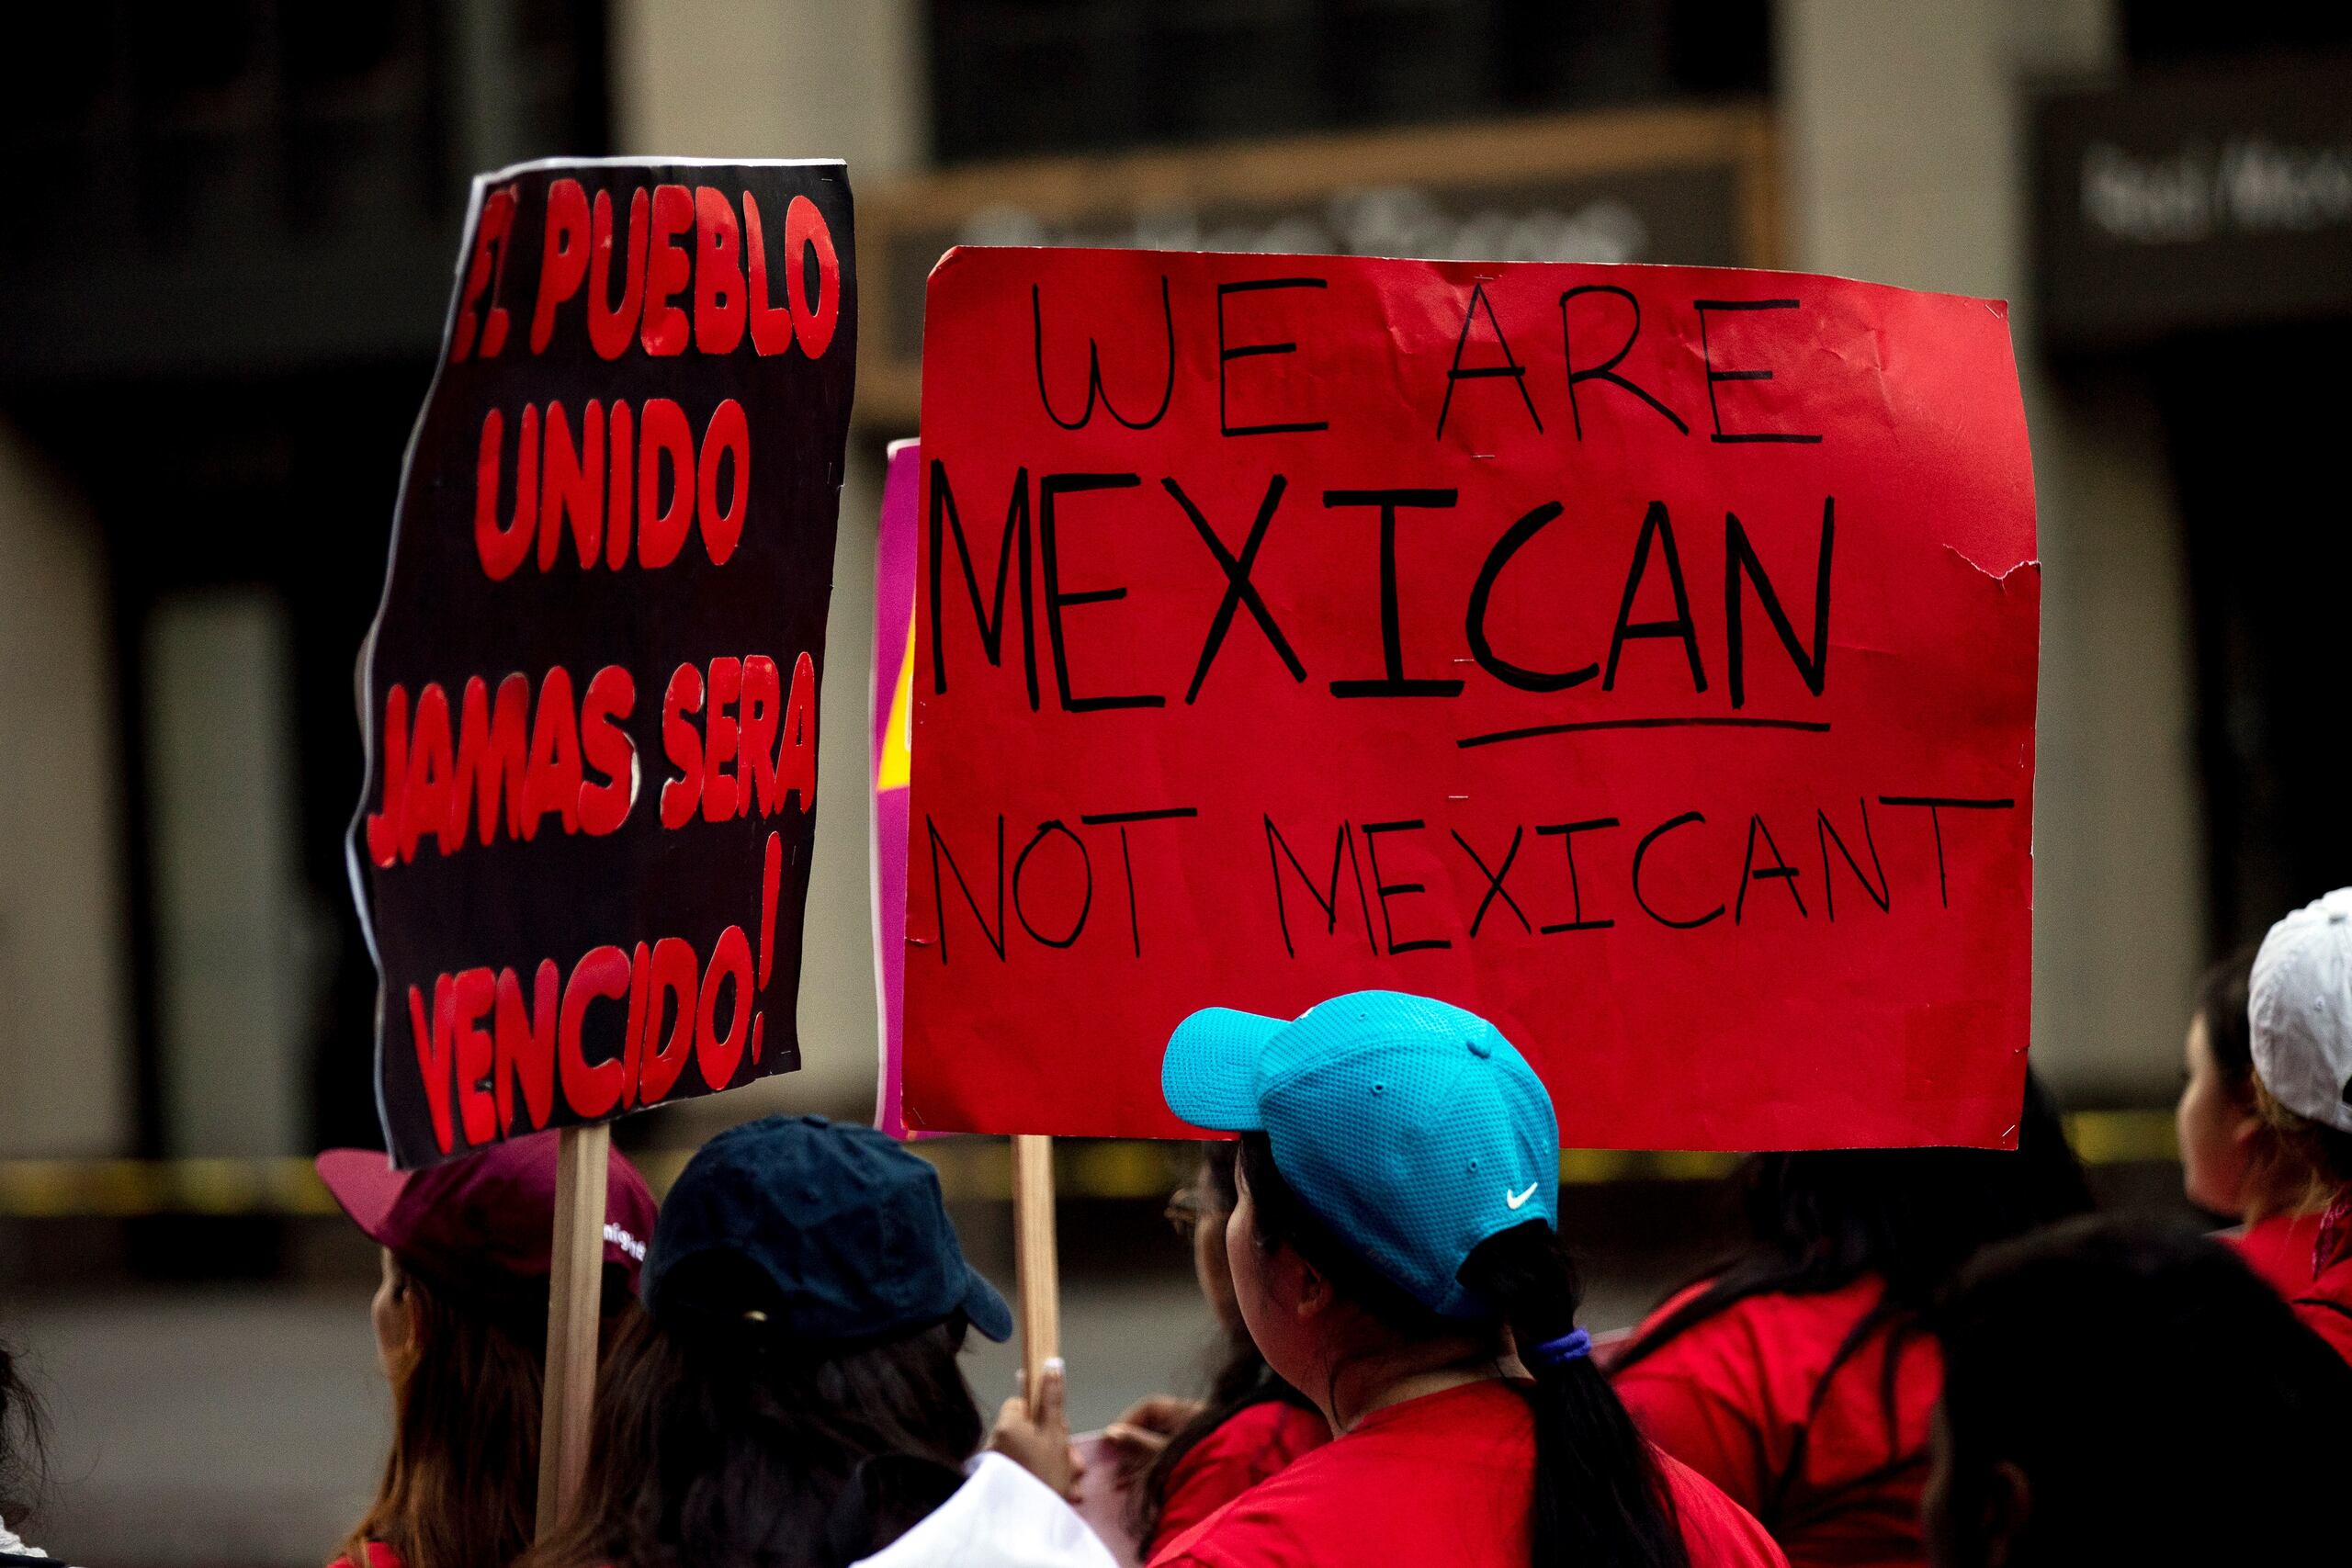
(1162, 990), (1560, 1318)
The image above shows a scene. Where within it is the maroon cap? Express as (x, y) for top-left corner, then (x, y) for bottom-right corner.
(317, 1130), (657, 1299)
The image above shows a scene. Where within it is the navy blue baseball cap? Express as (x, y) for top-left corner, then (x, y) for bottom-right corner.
(641, 1114), (1012, 1344)
(1163, 990), (1560, 1318)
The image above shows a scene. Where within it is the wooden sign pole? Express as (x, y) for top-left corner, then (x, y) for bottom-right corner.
(537, 1122), (611, 1538)
(1011, 1133), (1061, 1417)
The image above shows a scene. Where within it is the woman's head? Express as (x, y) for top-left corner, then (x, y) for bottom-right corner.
(1172, 1142), (1243, 1333)
(0, 1334), (45, 1533)
(1739, 1071), (2092, 1303)
(1225, 1130), (1473, 1403)
(1136, 1140), (1317, 1551)
(316, 1133), (660, 1568)
(529, 1115), (1010, 1568)
(2177, 946), (2256, 1211)
(2175, 945), (2300, 1217)
(1227, 1132), (1687, 1568)
(2249, 889), (2352, 1191)
(1924, 1215), (2352, 1567)
(316, 1133), (659, 1310)
(358, 1255), (557, 1568)
(547, 1291), (983, 1568)
(1165, 992), (1561, 1325)
(1613, 1070), (2091, 1378)
(1165, 991), (1690, 1568)
(370, 1247), (411, 1379)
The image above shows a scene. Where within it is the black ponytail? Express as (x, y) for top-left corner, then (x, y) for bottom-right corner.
(1238, 1134), (1689, 1568)
(1460, 1226), (1690, 1568)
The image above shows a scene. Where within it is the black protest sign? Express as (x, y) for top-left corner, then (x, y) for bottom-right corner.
(352, 158), (855, 1168)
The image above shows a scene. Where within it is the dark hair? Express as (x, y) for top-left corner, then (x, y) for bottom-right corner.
(1616, 1072), (2091, 1373)
(1238, 1133), (1690, 1568)
(2237, 946), (2352, 1191)
(0, 1335), (47, 1532)
(520, 1252), (986, 1568)
(2256, 1077), (2352, 1190)
(2199, 943), (2324, 1211)
(2195, 945), (2260, 1082)
(1136, 1143), (1318, 1551)
(1929, 1215), (2352, 1566)
(343, 1258), (567, 1568)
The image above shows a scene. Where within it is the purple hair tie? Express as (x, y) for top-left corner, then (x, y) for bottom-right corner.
(1524, 1328), (1591, 1371)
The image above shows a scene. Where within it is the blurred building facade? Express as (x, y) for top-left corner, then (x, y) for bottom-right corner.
(2, 0), (2346, 1171)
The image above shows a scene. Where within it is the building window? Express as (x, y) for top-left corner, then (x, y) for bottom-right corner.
(927, 0), (1770, 164)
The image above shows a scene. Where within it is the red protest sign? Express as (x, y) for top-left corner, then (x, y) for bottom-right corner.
(904, 248), (2036, 1151)
(354, 160), (856, 1168)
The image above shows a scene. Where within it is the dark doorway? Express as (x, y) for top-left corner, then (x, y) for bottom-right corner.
(2157, 321), (2352, 949)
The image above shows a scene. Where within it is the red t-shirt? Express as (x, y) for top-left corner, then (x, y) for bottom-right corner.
(1146, 1379), (1784, 1568)
(2291, 1250), (2352, 1364)
(2223, 1211), (2325, 1298)
(1611, 1275), (1937, 1568)
(327, 1545), (401, 1568)
(1148, 1399), (1332, 1554)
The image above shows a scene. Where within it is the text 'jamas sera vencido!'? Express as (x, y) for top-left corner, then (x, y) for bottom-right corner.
(354, 160), (855, 1168)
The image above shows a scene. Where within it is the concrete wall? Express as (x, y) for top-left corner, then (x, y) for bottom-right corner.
(0, 424), (133, 1156)
(143, 591), (308, 1156)
(614, 0), (2210, 1117)
(1780, 0), (2205, 1099)
(611, 0), (927, 174)
(0, 2), (2208, 1165)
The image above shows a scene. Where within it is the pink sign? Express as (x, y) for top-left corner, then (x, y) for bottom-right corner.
(872, 439), (921, 1136)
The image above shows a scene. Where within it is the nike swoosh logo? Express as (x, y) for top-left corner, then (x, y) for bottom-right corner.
(1505, 1181), (1539, 1210)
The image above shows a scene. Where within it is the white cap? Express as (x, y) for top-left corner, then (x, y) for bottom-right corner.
(2250, 887), (2352, 1136)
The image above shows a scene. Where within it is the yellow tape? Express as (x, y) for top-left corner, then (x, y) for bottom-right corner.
(2064, 1108), (2178, 1166)
(0, 1111), (2178, 1217)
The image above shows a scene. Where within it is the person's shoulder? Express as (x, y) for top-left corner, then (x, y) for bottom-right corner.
(1152, 1387), (1543, 1568)
(2226, 1211), (2324, 1295)
(1144, 1480), (1326, 1568)
(1616, 1279), (1771, 1383)
(1154, 1398), (1335, 1551)
(327, 1546), (405, 1568)
(2291, 1251), (2352, 1363)
(1723, 1272), (1891, 1334)
(1187, 1399), (1329, 1470)
(858, 1452), (1116, 1568)
(1204, 1398), (1317, 1442)
(1655, 1450), (1792, 1567)
(1178, 1384), (1520, 1525)
(1622, 1278), (1718, 1348)
(1151, 1402), (1414, 1563)
(1631, 1272), (1895, 1364)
